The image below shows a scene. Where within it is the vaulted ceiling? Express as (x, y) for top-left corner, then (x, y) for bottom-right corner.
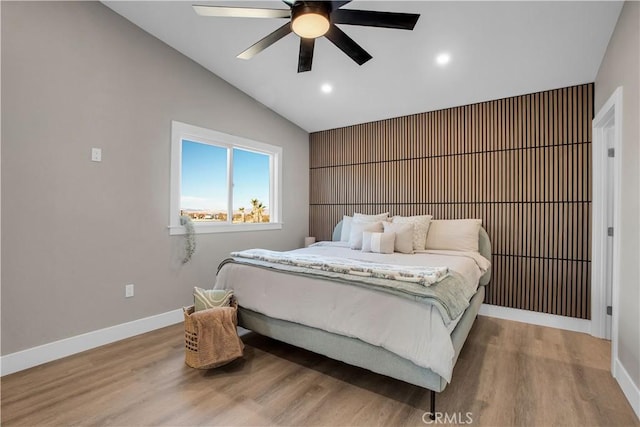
(103, 1), (623, 132)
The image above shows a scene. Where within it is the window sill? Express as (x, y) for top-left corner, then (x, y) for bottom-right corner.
(169, 222), (283, 235)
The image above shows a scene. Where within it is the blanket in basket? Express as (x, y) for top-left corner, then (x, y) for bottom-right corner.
(184, 305), (244, 369)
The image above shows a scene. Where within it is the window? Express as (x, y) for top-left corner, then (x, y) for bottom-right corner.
(170, 121), (282, 234)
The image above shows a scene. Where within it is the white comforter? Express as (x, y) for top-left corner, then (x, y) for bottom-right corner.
(214, 242), (490, 382)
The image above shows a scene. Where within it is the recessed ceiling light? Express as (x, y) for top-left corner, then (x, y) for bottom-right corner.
(436, 53), (451, 66)
(321, 83), (333, 94)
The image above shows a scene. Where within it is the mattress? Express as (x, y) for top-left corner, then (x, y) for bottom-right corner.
(215, 242), (490, 382)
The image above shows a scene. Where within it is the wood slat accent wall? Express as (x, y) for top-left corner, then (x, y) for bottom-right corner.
(309, 84), (593, 319)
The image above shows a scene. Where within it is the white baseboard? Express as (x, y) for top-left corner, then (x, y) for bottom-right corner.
(479, 304), (591, 334)
(614, 358), (640, 420)
(1, 309), (183, 376)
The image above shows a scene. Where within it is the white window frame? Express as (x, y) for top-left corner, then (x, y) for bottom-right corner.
(169, 121), (283, 235)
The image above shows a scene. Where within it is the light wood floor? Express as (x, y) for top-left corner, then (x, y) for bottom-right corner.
(2, 316), (638, 426)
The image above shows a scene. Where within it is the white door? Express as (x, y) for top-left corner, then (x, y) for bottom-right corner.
(591, 86), (621, 375)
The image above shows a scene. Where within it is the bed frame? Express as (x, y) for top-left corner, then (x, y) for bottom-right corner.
(236, 222), (492, 416)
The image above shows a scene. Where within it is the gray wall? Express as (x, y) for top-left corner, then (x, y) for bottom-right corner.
(1, 1), (309, 355)
(594, 1), (640, 388)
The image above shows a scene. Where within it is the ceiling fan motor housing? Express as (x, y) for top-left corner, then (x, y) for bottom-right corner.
(291, 2), (332, 39)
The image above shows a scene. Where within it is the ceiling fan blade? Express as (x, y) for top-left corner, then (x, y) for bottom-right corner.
(331, 1), (352, 10)
(237, 23), (292, 60)
(281, 0), (295, 6)
(193, 5), (291, 19)
(331, 9), (419, 30)
(298, 38), (315, 73)
(324, 24), (372, 66)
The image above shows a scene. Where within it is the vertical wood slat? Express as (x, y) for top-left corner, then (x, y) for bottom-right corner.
(309, 83), (593, 320)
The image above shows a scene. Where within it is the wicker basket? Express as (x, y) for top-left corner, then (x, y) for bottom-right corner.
(183, 299), (240, 369)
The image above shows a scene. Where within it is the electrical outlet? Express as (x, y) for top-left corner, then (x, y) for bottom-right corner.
(125, 284), (134, 298)
(91, 148), (102, 162)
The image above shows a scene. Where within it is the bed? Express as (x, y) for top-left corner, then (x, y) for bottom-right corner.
(214, 220), (492, 415)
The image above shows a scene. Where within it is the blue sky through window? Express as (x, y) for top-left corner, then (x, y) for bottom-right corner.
(233, 148), (270, 213)
(180, 140), (270, 213)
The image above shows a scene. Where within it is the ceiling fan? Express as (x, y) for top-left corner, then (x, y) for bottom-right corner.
(193, 1), (420, 73)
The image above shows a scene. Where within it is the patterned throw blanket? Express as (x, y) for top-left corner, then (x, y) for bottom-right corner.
(231, 249), (449, 287)
(220, 249), (476, 322)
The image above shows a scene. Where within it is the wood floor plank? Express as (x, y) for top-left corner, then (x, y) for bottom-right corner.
(2, 317), (638, 426)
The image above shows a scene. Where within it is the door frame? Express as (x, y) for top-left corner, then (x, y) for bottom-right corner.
(591, 86), (622, 375)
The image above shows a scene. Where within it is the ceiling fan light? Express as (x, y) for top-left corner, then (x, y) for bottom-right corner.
(292, 12), (330, 38)
(291, 3), (331, 39)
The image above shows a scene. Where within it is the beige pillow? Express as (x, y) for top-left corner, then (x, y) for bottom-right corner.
(391, 215), (433, 251)
(349, 221), (384, 250)
(383, 222), (414, 254)
(425, 219), (482, 252)
(362, 231), (395, 254)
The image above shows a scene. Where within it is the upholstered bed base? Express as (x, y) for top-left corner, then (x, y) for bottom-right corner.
(236, 222), (490, 415)
(237, 285), (484, 395)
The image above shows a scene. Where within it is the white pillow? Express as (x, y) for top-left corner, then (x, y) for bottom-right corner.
(382, 222), (414, 254)
(362, 232), (395, 254)
(349, 221), (384, 250)
(340, 215), (353, 242)
(391, 215), (433, 251)
(425, 219), (482, 252)
(340, 213), (388, 242)
(353, 212), (389, 222)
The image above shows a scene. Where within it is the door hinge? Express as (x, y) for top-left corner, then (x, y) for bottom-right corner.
(607, 306), (613, 316)
(608, 148), (615, 158)
(608, 227), (614, 237)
